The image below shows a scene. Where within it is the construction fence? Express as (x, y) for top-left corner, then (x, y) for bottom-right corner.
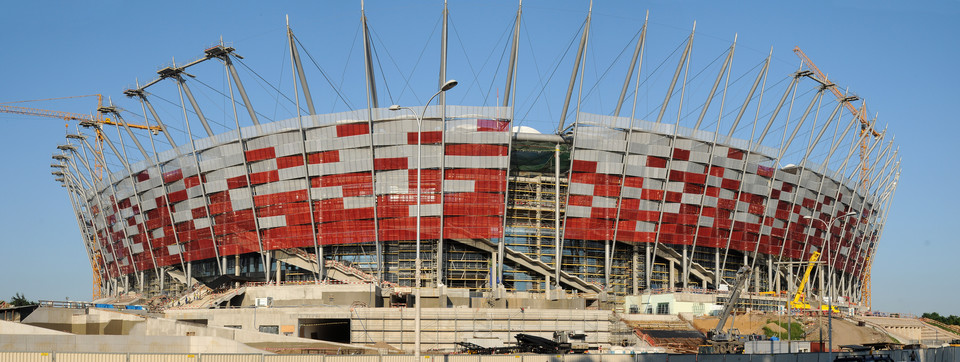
(0, 349), (958, 362)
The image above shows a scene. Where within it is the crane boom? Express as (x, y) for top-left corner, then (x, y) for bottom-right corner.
(0, 104), (162, 132)
(712, 266), (751, 337)
(790, 251), (820, 309)
(0, 98), (164, 180)
(793, 47), (881, 194)
(792, 47), (880, 137)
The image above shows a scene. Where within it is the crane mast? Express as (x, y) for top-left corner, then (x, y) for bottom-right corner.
(793, 47), (882, 311)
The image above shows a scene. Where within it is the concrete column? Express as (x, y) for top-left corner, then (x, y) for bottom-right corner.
(264, 252), (272, 283)
(668, 260), (675, 289)
(768, 257), (774, 291)
(645, 243), (652, 290)
(715, 250), (721, 286)
(276, 260), (282, 286)
(681, 245), (688, 288)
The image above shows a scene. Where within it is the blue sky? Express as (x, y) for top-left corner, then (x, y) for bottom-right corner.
(0, 1), (956, 315)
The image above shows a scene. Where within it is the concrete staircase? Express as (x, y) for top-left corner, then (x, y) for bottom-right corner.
(452, 238), (602, 293)
(273, 248), (379, 284)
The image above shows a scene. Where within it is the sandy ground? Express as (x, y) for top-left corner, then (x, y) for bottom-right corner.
(694, 313), (893, 349)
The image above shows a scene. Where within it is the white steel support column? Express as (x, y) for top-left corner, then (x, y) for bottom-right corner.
(128, 90), (191, 288)
(686, 36), (735, 287)
(221, 51), (270, 282)
(649, 22), (695, 290)
(287, 20), (323, 283)
(611, 12), (648, 292)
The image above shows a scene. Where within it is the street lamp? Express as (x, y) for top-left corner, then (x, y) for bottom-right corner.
(389, 79), (458, 357)
(803, 210), (857, 360)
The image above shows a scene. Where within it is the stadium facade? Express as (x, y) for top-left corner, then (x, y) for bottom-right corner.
(53, 5), (899, 310)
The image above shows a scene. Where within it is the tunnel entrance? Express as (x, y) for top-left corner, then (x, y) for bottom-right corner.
(298, 318), (351, 343)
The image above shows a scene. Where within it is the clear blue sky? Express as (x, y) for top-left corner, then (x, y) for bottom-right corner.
(0, 1), (956, 316)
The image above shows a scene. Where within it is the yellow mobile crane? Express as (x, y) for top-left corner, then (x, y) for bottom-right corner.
(789, 251), (839, 313)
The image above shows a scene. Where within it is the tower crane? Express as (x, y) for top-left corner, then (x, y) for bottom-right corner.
(1, 94), (163, 299)
(0, 94), (163, 180)
(793, 47), (880, 311)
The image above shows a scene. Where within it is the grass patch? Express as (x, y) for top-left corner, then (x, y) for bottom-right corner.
(762, 319), (806, 340)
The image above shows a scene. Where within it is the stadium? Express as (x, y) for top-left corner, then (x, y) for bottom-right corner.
(50, 4), (899, 313)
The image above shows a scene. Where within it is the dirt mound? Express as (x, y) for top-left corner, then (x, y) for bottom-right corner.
(764, 322), (786, 333)
(693, 312), (895, 349)
(693, 312), (780, 335)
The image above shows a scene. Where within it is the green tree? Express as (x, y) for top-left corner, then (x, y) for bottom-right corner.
(10, 293), (35, 307)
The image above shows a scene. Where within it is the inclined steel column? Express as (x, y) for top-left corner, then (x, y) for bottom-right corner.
(726, 51), (771, 137)
(769, 96), (838, 298)
(655, 22), (695, 124)
(287, 20), (324, 282)
(502, 0), (521, 108)
(693, 34), (736, 131)
(222, 54), (271, 282)
(101, 115), (166, 280)
(59, 150), (113, 292)
(758, 95), (839, 277)
(806, 113), (862, 296)
(287, 19), (317, 116)
(753, 74), (804, 149)
(716, 54), (778, 282)
(614, 11), (647, 118)
(497, 0), (521, 285)
(556, 1), (591, 134)
(439, 0), (449, 286)
(174, 75), (215, 138)
(361, 3), (379, 110)
(68, 144), (128, 292)
(843, 144), (895, 291)
(174, 73), (257, 279)
(649, 23), (694, 289)
(78, 138), (143, 290)
(554, 144), (562, 288)
(361, 2), (383, 279)
(604, 11), (650, 294)
(225, 60), (260, 126)
(61, 168), (109, 295)
(558, 1), (594, 287)
(685, 36), (735, 287)
(128, 90), (190, 288)
(611, 12), (647, 291)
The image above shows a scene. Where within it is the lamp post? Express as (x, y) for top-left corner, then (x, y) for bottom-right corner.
(389, 79), (458, 357)
(803, 211), (857, 360)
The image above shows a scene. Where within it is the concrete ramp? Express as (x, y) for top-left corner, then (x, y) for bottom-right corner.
(0, 320), (71, 335)
(0, 334), (266, 354)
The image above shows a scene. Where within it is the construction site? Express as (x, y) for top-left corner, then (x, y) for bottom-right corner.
(0, 1), (923, 359)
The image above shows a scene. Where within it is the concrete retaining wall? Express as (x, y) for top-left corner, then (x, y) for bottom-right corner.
(1, 349), (958, 362)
